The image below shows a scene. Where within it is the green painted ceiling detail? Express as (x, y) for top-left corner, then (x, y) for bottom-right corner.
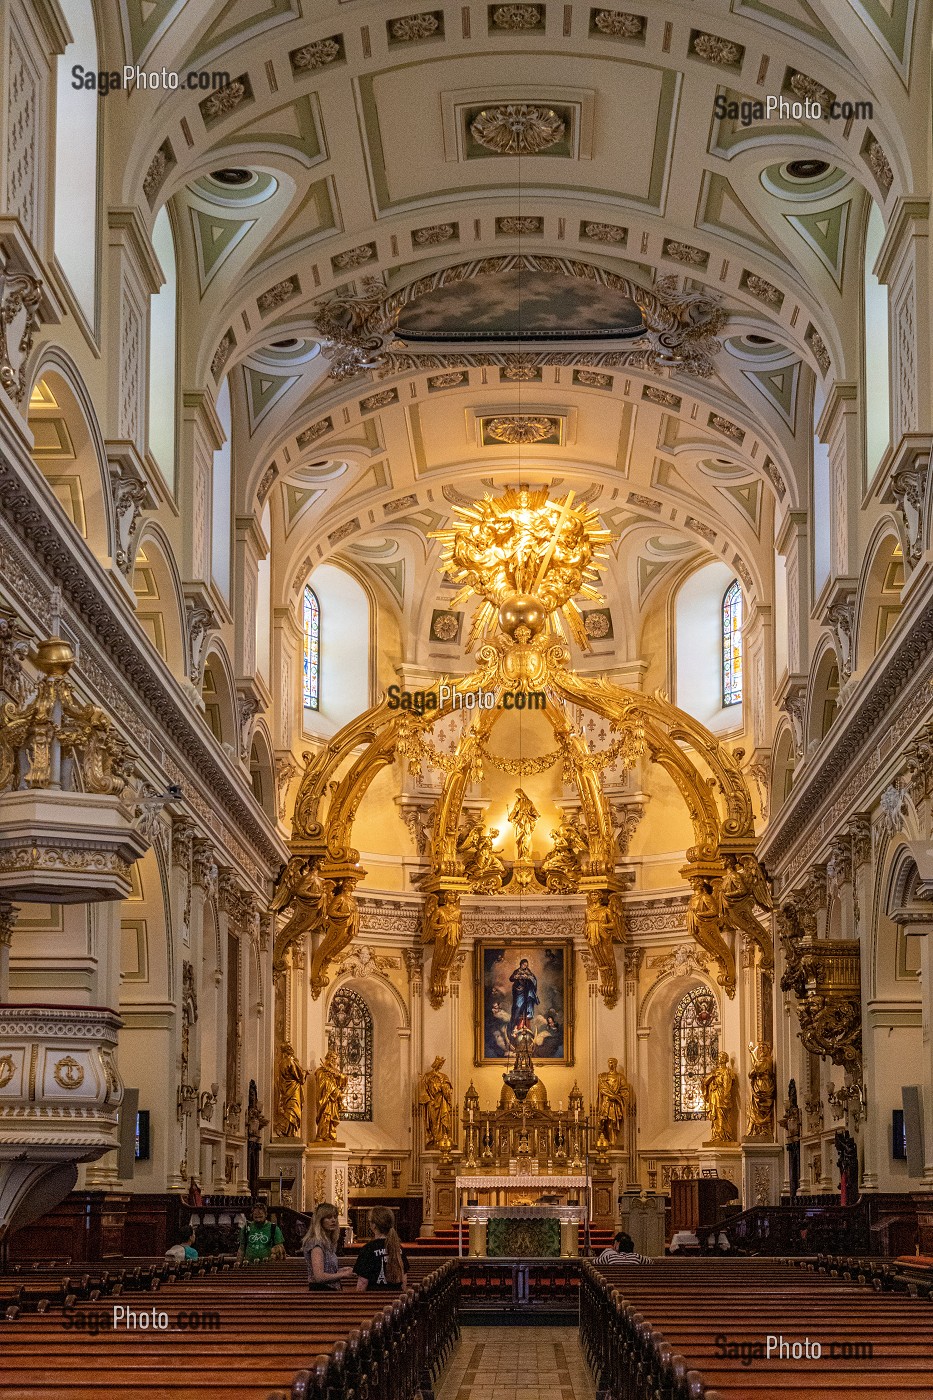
(699, 172), (785, 259)
(262, 179), (339, 260)
(125, 0), (183, 63)
(245, 367), (299, 431)
(190, 207), (256, 291)
(742, 360), (800, 427)
(732, 0), (842, 51)
(718, 477), (762, 529)
(285, 483), (323, 525)
(370, 559), (406, 604)
(637, 556), (670, 600)
(341, 460), (392, 502)
(390, 508), (447, 538)
(189, 0), (299, 63)
(214, 95), (324, 161)
(652, 458), (707, 508)
(848, 0), (915, 76)
(784, 201), (850, 287)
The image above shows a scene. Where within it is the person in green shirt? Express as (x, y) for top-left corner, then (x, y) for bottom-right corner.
(237, 1202), (285, 1263)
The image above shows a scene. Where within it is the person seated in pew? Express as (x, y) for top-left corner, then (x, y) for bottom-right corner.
(354, 1206), (409, 1290)
(237, 1201), (286, 1264)
(165, 1228), (198, 1264)
(302, 1202), (356, 1290)
(597, 1231), (649, 1264)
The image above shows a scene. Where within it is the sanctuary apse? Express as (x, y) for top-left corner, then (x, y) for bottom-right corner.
(1, 0), (933, 1310)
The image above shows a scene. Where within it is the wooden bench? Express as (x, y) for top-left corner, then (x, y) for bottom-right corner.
(0, 1256), (459, 1400)
(581, 1257), (933, 1399)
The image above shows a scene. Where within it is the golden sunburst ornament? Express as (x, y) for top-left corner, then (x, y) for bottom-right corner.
(432, 488), (611, 649)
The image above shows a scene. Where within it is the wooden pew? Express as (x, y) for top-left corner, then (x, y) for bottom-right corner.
(0, 1256), (459, 1400)
(581, 1257), (933, 1399)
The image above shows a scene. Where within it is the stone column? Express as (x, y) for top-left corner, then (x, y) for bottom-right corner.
(0, 900), (18, 1001)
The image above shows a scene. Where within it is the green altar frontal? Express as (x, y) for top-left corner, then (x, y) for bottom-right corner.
(487, 1215), (561, 1257)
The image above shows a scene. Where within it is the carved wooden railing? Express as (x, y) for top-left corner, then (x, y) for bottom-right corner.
(715, 1200), (871, 1256)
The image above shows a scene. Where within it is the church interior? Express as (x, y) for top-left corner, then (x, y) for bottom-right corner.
(2, 0), (933, 1395)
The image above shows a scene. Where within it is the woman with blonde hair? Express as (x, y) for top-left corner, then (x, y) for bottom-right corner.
(353, 1206), (409, 1290)
(301, 1202), (355, 1290)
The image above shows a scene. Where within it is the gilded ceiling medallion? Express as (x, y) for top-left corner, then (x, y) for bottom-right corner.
(484, 415), (556, 445)
(470, 103), (565, 155)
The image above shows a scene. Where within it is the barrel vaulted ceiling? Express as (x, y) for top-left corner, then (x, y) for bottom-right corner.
(103, 0), (926, 665)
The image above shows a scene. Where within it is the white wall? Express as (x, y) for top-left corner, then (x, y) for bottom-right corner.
(256, 502), (271, 682)
(864, 201), (890, 484)
(54, 0), (98, 321)
(674, 559), (741, 732)
(148, 208), (177, 491)
(812, 381), (831, 596)
(211, 379), (232, 600)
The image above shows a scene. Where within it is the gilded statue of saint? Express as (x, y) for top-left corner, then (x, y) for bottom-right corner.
(542, 817), (588, 891)
(721, 855), (774, 972)
(686, 877), (736, 997)
(745, 1041), (777, 1140)
(463, 825), (505, 892)
(419, 1055), (454, 1147)
(584, 891), (618, 1005)
(508, 789), (540, 863)
(422, 891), (462, 1008)
(596, 1057), (635, 1142)
(309, 877), (359, 998)
(702, 1051), (738, 1144)
(274, 1041), (308, 1138)
(270, 857), (327, 975)
(312, 1048), (347, 1143)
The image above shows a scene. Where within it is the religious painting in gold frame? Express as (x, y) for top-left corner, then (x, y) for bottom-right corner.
(474, 941), (574, 1066)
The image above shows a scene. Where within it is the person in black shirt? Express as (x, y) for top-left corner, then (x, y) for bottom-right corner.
(353, 1206), (409, 1290)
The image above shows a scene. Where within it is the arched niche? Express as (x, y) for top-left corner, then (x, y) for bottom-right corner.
(770, 724), (796, 815)
(807, 644), (840, 747)
(249, 726), (276, 819)
(855, 528), (903, 674)
(27, 366), (112, 562)
(132, 525), (187, 673)
(323, 973), (409, 1152)
(673, 559), (742, 733)
(302, 563), (372, 739)
(636, 970), (722, 1151)
(201, 647), (237, 755)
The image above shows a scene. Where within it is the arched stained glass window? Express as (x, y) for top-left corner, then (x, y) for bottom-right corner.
(303, 586), (320, 710)
(673, 986), (720, 1120)
(326, 987), (372, 1120)
(722, 580), (743, 706)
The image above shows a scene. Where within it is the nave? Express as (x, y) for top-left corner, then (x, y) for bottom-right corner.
(3, 1250), (933, 1400)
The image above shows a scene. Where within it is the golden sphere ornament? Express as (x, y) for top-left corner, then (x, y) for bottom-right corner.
(498, 593), (546, 638)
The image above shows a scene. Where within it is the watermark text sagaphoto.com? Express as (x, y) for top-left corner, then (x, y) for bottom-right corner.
(714, 1334), (874, 1366)
(72, 66), (231, 94)
(63, 1306), (221, 1334)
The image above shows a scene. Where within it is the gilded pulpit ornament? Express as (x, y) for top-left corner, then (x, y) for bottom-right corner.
(312, 1048), (347, 1143)
(596, 1057), (635, 1142)
(721, 854), (774, 972)
(269, 856), (327, 974)
(274, 1042), (308, 1138)
(421, 890), (462, 1007)
(686, 876), (736, 997)
(308, 876), (360, 998)
(745, 1041), (777, 1140)
(702, 1051), (738, 1144)
(419, 1055), (454, 1146)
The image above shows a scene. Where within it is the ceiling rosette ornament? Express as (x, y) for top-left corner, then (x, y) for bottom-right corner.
(484, 415), (555, 445)
(311, 259), (725, 381)
(470, 104), (565, 154)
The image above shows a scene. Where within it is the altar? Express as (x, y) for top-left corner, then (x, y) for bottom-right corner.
(456, 1175), (590, 1257)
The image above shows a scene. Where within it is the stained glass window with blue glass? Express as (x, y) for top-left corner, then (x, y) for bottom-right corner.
(722, 579), (743, 707)
(303, 586), (320, 710)
(673, 986), (720, 1120)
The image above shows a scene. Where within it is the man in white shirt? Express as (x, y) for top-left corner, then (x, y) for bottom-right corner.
(597, 1231), (649, 1263)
